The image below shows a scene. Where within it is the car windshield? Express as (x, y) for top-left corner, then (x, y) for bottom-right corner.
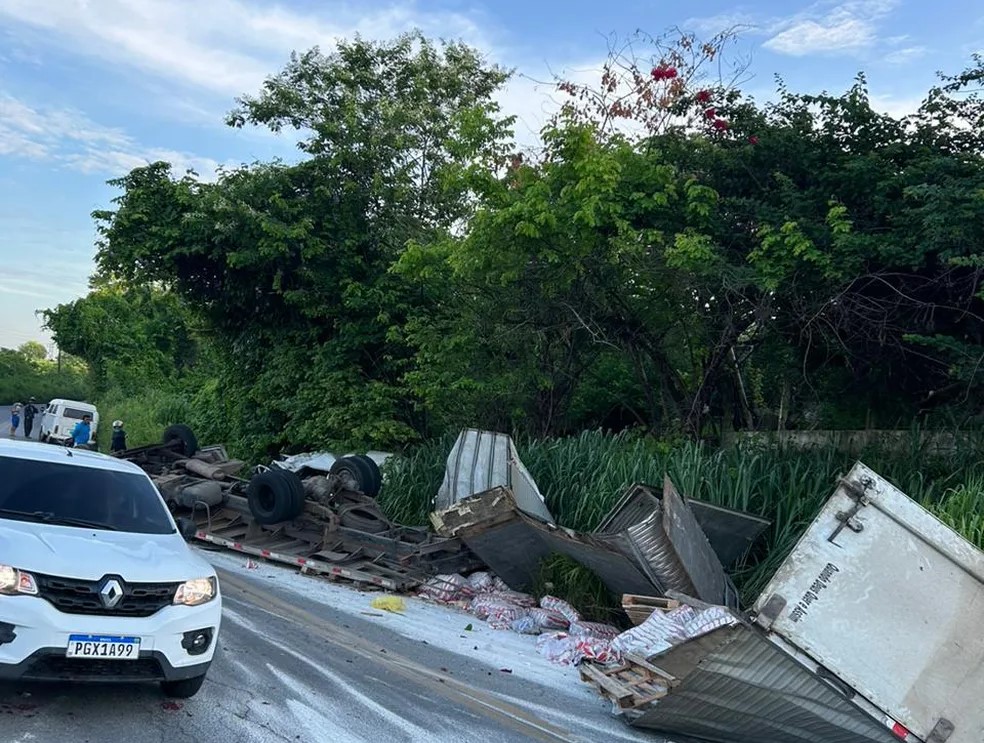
(0, 456), (174, 535)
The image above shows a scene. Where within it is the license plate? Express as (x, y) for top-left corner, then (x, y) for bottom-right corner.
(66, 634), (140, 660)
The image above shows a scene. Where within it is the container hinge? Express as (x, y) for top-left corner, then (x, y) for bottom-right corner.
(927, 719), (954, 743)
(829, 476), (873, 543)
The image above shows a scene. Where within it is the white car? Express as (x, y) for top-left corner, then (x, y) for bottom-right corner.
(0, 439), (221, 697)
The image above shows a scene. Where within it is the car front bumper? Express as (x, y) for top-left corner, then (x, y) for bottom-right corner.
(0, 648), (210, 682)
(0, 592), (221, 683)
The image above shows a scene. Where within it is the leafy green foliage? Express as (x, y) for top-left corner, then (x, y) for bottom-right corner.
(88, 33), (514, 457)
(42, 284), (197, 394)
(0, 343), (89, 404)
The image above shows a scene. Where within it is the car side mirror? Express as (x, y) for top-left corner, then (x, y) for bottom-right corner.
(175, 517), (197, 540)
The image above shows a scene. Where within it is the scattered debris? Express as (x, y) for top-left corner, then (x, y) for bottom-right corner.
(579, 463), (984, 743)
(620, 595), (680, 626)
(119, 428), (482, 592)
(432, 487), (658, 596)
(435, 429), (553, 522)
(370, 596), (406, 614)
(597, 483), (771, 569)
(594, 478), (739, 607)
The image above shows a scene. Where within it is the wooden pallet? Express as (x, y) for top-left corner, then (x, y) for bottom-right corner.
(579, 655), (677, 709)
(621, 593), (681, 626)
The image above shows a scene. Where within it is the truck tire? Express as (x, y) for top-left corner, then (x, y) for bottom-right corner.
(330, 456), (380, 497)
(163, 424), (198, 457)
(355, 455), (383, 495)
(339, 505), (389, 534)
(247, 470), (302, 524)
(275, 469), (306, 519)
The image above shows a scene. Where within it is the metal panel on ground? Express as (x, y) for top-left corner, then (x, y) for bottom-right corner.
(629, 623), (899, 743)
(432, 487), (659, 596)
(752, 461), (984, 743)
(596, 483), (770, 569)
(435, 429), (554, 523)
(593, 480), (736, 606)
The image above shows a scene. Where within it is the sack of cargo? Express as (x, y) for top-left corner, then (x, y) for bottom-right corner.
(528, 607), (569, 630)
(569, 621), (620, 641)
(466, 571), (495, 592)
(510, 615), (542, 634)
(540, 595), (581, 624)
(484, 589), (537, 608)
(536, 632), (617, 665)
(418, 573), (472, 603)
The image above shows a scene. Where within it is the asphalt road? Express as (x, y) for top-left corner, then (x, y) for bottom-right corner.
(0, 560), (660, 743)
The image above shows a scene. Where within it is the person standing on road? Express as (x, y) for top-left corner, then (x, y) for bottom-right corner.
(70, 414), (92, 448)
(8, 407), (19, 438)
(110, 420), (127, 452)
(22, 397), (38, 439)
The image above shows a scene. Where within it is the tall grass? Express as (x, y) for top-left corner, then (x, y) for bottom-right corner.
(380, 429), (984, 606)
(95, 387), (194, 452)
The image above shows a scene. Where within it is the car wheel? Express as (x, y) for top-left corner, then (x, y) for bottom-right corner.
(163, 424), (199, 457)
(161, 675), (207, 699)
(247, 470), (302, 524)
(330, 456), (380, 497)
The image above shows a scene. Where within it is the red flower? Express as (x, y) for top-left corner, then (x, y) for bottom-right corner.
(695, 90), (712, 104)
(651, 65), (678, 81)
(748, 135), (759, 145)
(712, 119), (729, 131)
(703, 107), (716, 119)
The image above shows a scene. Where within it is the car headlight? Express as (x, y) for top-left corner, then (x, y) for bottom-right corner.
(0, 564), (38, 596)
(173, 577), (217, 606)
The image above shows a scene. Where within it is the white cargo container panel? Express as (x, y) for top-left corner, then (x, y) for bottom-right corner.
(753, 462), (984, 743)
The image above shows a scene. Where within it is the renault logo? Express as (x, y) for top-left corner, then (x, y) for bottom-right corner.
(99, 578), (124, 609)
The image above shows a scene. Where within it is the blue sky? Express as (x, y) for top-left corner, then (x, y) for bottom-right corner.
(0, 0), (980, 350)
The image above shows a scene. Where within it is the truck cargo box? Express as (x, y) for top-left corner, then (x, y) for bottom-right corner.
(752, 462), (984, 743)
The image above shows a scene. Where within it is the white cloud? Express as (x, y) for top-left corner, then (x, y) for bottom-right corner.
(684, 12), (768, 36)
(763, 1), (900, 56)
(0, 0), (491, 97)
(0, 92), (227, 177)
(883, 46), (928, 65)
(689, 1), (903, 58)
(765, 17), (875, 55)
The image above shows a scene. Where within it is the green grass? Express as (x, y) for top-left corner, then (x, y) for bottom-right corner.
(380, 428), (984, 609)
(94, 387), (195, 452)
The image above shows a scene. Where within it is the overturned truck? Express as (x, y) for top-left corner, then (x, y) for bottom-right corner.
(118, 426), (480, 591)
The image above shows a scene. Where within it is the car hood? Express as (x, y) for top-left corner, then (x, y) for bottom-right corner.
(0, 520), (214, 583)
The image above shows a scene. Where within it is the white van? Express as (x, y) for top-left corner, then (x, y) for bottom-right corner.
(38, 399), (99, 447)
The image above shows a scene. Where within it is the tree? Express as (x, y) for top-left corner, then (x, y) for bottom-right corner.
(42, 284), (197, 394)
(400, 34), (984, 436)
(18, 341), (48, 365)
(91, 33), (514, 454)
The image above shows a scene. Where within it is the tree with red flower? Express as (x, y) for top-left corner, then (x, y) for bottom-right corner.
(703, 107), (716, 119)
(695, 90), (712, 104)
(651, 64), (678, 81)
